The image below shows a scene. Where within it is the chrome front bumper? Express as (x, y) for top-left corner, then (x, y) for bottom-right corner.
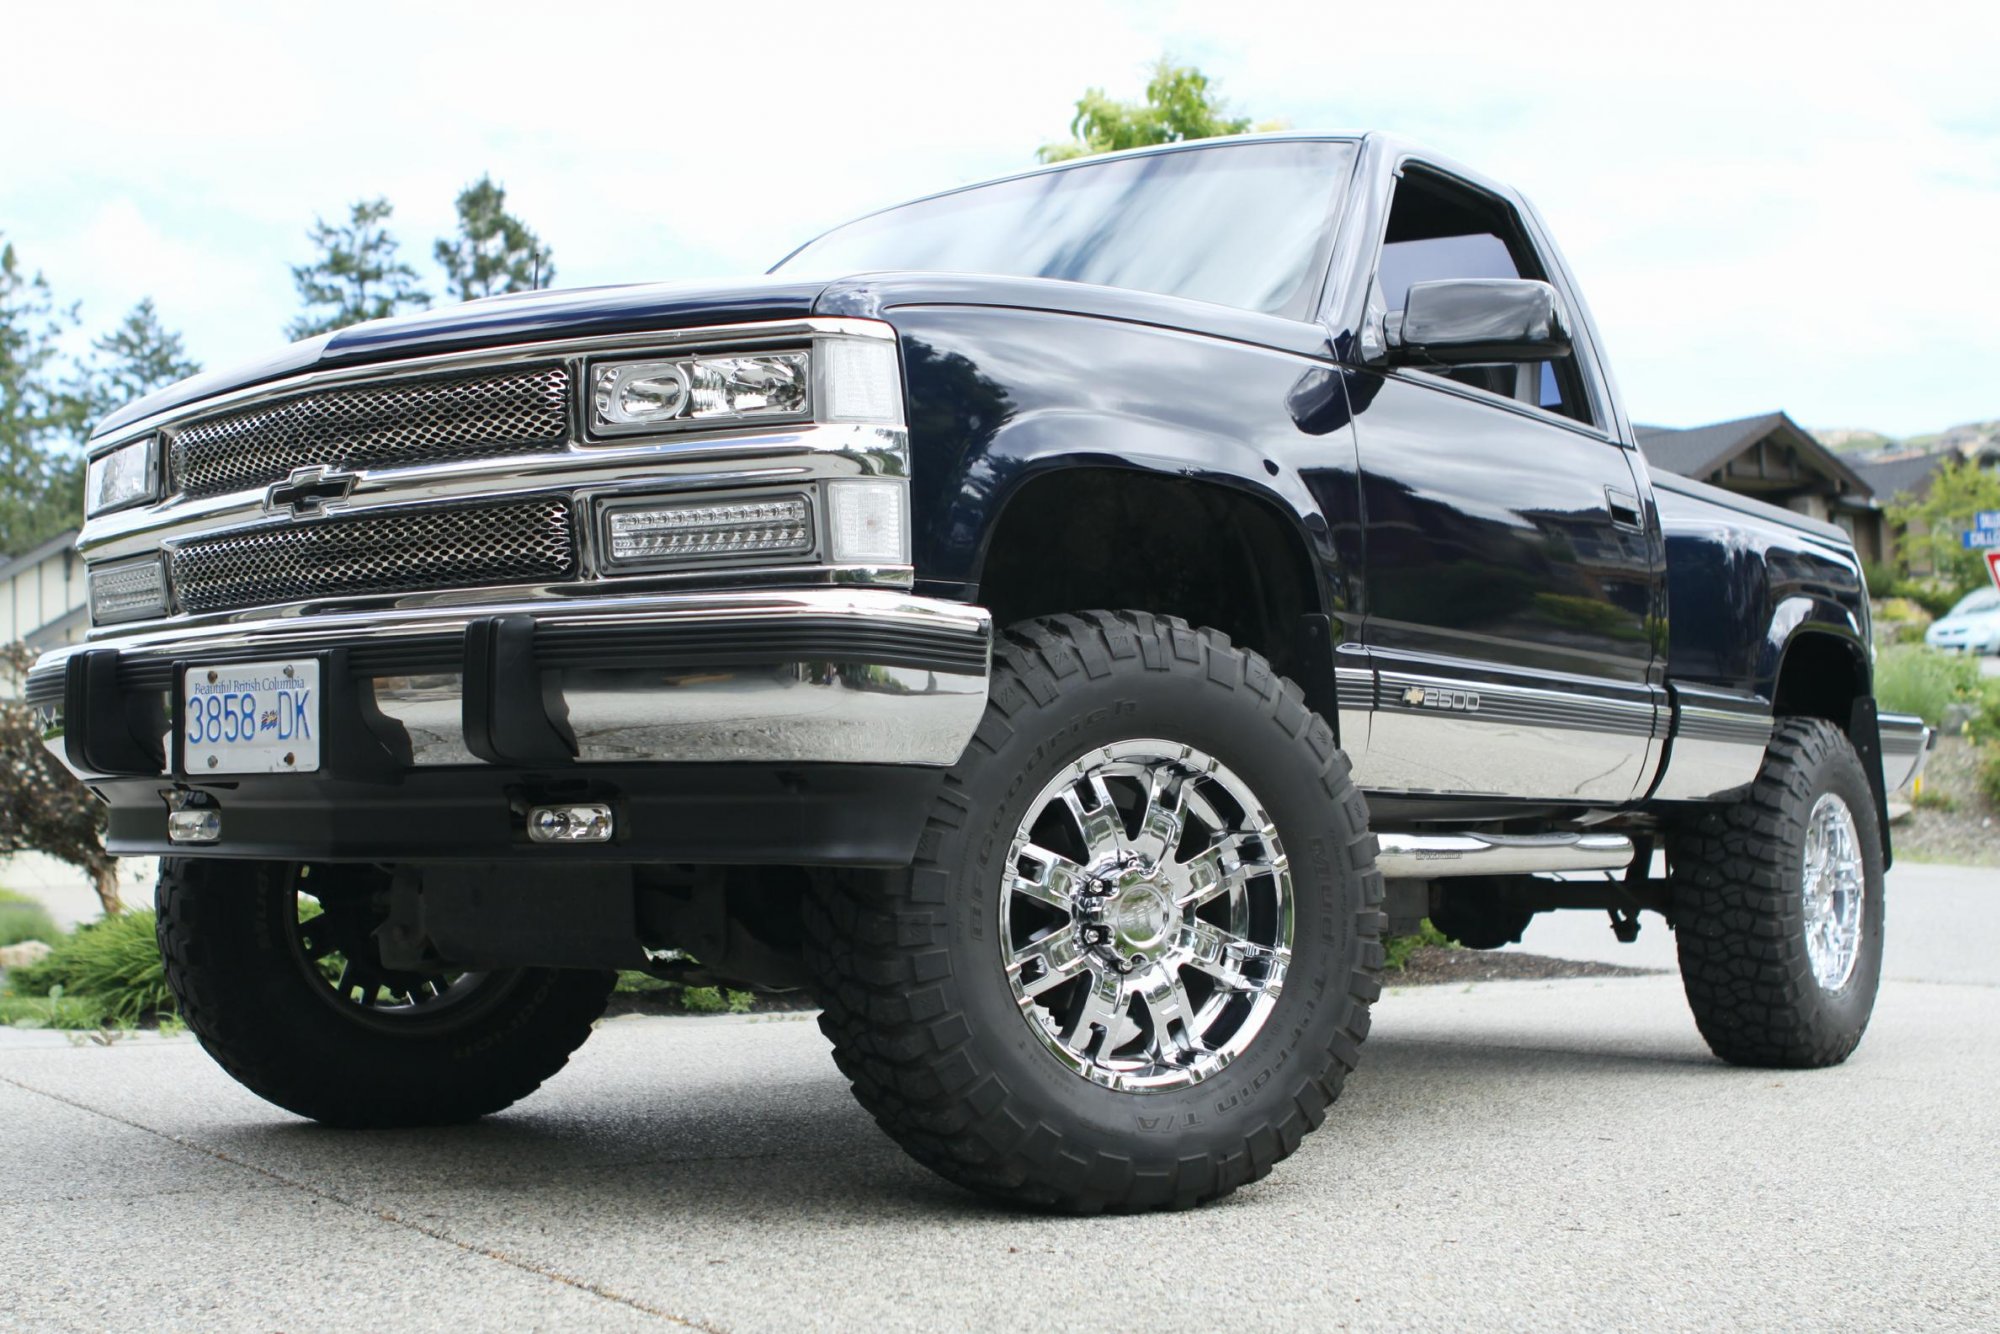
(1878, 711), (1934, 795)
(29, 587), (992, 779)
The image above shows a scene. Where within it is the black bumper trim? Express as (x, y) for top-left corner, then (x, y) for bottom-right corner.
(98, 763), (946, 867)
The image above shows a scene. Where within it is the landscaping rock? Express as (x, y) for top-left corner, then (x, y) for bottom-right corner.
(0, 940), (54, 969)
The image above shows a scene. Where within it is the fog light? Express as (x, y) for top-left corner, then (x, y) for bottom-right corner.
(602, 494), (813, 568)
(168, 809), (222, 844)
(528, 803), (614, 844)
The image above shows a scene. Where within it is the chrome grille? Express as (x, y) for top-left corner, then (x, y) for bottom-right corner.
(171, 500), (577, 614)
(169, 364), (571, 498)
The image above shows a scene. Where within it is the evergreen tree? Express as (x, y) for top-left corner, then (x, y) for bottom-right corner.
(435, 174), (554, 302)
(71, 297), (201, 429)
(0, 235), (85, 555)
(287, 198), (429, 340)
(1038, 59), (1263, 164)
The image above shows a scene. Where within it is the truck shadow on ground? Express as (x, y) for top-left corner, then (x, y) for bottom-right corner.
(180, 1027), (1745, 1225)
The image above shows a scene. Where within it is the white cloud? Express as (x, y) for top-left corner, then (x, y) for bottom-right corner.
(1, 0), (1995, 434)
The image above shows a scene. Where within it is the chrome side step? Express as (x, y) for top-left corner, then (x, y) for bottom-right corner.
(1375, 832), (1635, 879)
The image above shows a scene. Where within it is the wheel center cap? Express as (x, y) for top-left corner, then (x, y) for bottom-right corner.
(1108, 880), (1175, 956)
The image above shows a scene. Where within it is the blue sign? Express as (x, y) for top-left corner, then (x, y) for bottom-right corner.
(1977, 510), (2000, 531)
(1967, 529), (2000, 549)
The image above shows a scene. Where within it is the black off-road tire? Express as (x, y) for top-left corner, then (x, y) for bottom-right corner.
(158, 858), (615, 1127)
(1666, 718), (1885, 1068)
(805, 611), (1383, 1213)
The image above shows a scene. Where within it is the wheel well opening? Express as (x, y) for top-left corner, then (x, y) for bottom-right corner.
(975, 468), (1322, 695)
(1772, 632), (1866, 726)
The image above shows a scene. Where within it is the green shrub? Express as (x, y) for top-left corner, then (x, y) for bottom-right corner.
(0, 988), (119, 1031)
(613, 969), (754, 1014)
(1384, 919), (1457, 972)
(1859, 560), (1900, 600)
(1979, 746), (2000, 809)
(0, 887), (61, 948)
(1889, 577), (1972, 619)
(7, 910), (171, 1025)
(1873, 645), (1984, 728)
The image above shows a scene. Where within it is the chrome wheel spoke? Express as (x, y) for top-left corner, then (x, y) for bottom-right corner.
(1135, 965), (1201, 1063)
(1011, 843), (1086, 913)
(1011, 931), (1087, 1000)
(1128, 763), (1189, 865)
(1068, 966), (1130, 1054)
(1060, 772), (1127, 863)
(1184, 920), (1289, 994)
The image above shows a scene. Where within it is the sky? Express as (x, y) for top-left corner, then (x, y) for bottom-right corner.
(2, 0), (1996, 438)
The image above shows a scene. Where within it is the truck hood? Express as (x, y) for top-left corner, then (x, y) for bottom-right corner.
(96, 268), (1332, 439)
(94, 275), (833, 437)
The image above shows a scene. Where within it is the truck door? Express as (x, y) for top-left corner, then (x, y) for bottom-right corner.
(1346, 164), (1661, 802)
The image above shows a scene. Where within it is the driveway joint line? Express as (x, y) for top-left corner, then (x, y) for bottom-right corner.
(0, 1071), (725, 1333)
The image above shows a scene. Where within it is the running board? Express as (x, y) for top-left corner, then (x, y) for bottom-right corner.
(1374, 832), (1635, 879)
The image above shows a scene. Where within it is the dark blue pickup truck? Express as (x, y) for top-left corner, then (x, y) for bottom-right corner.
(32, 134), (1930, 1212)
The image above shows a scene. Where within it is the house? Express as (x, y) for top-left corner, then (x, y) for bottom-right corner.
(1635, 412), (1886, 564)
(1, 529), (87, 682)
(1852, 440), (2000, 576)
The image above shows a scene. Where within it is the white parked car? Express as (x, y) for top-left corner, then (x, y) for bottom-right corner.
(1925, 586), (2000, 654)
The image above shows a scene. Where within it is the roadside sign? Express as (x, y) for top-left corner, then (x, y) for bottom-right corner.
(1964, 525), (2000, 550)
(1977, 510), (2000, 530)
(1989, 548), (2000, 593)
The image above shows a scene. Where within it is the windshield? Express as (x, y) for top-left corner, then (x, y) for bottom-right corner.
(1948, 587), (2000, 617)
(776, 139), (1357, 318)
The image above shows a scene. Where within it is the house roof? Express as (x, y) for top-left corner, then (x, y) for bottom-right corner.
(0, 528), (80, 583)
(1635, 411), (1873, 498)
(1852, 449), (1960, 502)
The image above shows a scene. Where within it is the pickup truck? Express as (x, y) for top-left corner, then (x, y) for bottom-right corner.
(31, 133), (1931, 1213)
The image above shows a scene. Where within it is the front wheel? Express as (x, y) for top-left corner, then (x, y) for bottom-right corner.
(158, 859), (614, 1126)
(1667, 718), (1885, 1068)
(807, 612), (1383, 1212)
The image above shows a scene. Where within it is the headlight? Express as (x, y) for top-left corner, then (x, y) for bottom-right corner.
(88, 556), (169, 624)
(85, 436), (160, 516)
(591, 352), (811, 435)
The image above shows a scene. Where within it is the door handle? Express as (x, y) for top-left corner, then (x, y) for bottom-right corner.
(1605, 486), (1643, 530)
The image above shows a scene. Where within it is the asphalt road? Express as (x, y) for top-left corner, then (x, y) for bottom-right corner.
(3, 865), (1997, 1333)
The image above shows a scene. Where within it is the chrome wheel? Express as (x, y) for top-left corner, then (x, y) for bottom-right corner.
(1802, 793), (1865, 991)
(1001, 739), (1292, 1092)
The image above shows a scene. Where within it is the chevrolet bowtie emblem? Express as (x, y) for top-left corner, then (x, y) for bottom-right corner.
(1402, 686), (1426, 706)
(265, 466), (357, 519)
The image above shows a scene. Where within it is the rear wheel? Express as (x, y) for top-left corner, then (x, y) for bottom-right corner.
(158, 858), (613, 1126)
(1667, 718), (1884, 1068)
(807, 612), (1383, 1212)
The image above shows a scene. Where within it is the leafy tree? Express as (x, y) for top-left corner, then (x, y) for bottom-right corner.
(0, 235), (86, 555)
(287, 198), (430, 340)
(1038, 59), (1262, 163)
(69, 298), (200, 431)
(435, 174), (554, 302)
(1885, 455), (2000, 595)
(2, 644), (121, 916)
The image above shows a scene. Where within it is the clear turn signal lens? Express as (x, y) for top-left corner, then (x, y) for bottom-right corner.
(825, 479), (908, 564)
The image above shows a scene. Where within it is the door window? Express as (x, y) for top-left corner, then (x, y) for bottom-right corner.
(1377, 168), (1594, 426)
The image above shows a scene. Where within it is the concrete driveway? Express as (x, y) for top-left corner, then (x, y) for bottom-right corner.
(4, 865), (1997, 1332)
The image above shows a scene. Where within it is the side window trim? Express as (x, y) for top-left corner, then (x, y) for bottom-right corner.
(1366, 157), (1612, 436)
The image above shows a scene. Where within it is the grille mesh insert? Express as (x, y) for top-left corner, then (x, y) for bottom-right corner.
(172, 500), (577, 614)
(169, 364), (570, 498)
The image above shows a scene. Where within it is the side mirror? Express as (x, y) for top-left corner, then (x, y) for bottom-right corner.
(1388, 278), (1571, 365)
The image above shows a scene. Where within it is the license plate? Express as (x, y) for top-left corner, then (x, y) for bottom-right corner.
(182, 659), (322, 775)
